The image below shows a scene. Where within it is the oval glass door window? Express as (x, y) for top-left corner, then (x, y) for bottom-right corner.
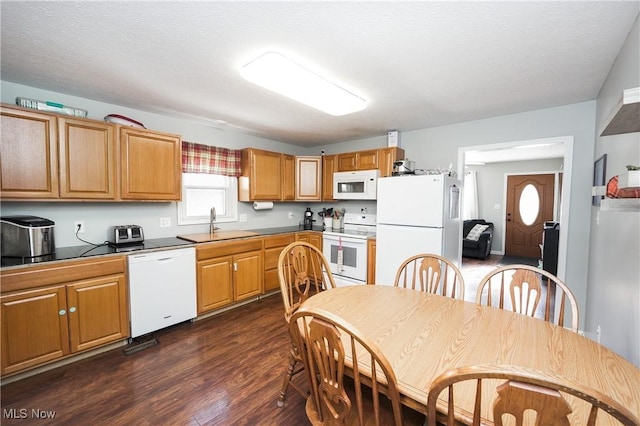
(519, 184), (540, 225)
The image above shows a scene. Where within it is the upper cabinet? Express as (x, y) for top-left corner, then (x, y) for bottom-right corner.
(1, 106), (59, 198)
(58, 117), (117, 199)
(282, 154), (296, 201)
(601, 87), (640, 136)
(337, 149), (378, 172)
(378, 147), (405, 177)
(322, 154), (337, 201)
(337, 147), (404, 176)
(239, 148), (283, 201)
(119, 127), (182, 201)
(295, 156), (322, 201)
(1, 104), (182, 202)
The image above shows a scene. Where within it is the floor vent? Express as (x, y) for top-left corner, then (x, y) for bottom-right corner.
(123, 335), (159, 355)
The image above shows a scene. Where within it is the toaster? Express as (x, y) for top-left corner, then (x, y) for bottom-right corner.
(1, 215), (56, 258)
(109, 225), (144, 246)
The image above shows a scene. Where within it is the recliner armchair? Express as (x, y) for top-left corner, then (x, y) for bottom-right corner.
(462, 219), (494, 260)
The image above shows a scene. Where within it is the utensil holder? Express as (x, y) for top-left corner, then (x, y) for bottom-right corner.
(332, 218), (343, 230)
(324, 218), (332, 230)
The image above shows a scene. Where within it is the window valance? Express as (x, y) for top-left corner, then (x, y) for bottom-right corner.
(181, 141), (242, 177)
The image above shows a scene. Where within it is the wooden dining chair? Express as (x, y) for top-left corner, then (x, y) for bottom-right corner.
(289, 308), (425, 426)
(277, 241), (337, 408)
(475, 264), (579, 332)
(394, 253), (465, 300)
(426, 364), (640, 426)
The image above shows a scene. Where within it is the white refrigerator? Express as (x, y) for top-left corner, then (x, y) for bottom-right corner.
(375, 174), (461, 286)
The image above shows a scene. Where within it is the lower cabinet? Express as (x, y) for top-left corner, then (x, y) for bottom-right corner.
(0, 257), (128, 376)
(263, 233), (296, 292)
(367, 238), (376, 284)
(196, 239), (264, 314)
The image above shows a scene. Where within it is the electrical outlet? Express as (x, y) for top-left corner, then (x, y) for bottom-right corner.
(288, 212), (294, 219)
(160, 217), (171, 228)
(596, 325), (601, 343)
(74, 221), (85, 234)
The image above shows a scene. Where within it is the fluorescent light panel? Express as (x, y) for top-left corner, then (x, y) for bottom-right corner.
(241, 52), (366, 116)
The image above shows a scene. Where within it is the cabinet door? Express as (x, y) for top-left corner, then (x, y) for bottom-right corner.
(322, 155), (337, 201)
(264, 234), (295, 292)
(337, 153), (357, 171)
(244, 148), (282, 200)
(0, 107), (59, 198)
(367, 239), (376, 284)
(233, 251), (263, 301)
(66, 275), (129, 352)
(1, 286), (69, 375)
(198, 256), (233, 313)
(282, 154), (295, 201)
(120, 127), (181, 200)
(378, 147), (405, 177)
(356, 150), (379, 170)
(295, 156), (322, 201)
(308, 232), (323, 251)
(58, 117), (117, 199)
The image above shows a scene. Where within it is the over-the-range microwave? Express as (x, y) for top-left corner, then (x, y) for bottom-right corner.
(333, 170), (379, 200)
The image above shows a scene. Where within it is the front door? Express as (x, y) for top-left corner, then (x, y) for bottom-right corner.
(505, 174), (555, 258)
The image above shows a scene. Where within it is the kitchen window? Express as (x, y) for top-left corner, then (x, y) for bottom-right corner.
(177, 173), (238, 225)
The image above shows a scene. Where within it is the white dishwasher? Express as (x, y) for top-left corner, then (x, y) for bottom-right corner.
(127, 247), (196, 338)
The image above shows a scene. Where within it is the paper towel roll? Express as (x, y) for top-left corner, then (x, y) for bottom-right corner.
(252, 201), (274, 210)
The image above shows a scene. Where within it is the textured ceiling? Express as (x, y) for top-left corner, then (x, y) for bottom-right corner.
(1, 1), (638, 147)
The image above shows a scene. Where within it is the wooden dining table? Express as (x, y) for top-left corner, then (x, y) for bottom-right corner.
(298, 285), (640, 424)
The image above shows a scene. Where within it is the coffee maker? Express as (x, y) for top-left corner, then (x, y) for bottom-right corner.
(303, 207), (314, 230)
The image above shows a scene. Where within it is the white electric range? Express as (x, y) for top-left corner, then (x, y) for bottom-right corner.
(322, 213), (376, 286)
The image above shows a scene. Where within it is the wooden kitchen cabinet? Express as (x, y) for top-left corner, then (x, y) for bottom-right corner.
(232, 251), (263, 301)
(1, 104), (183, 202)
(66, 275), (128, 352)
(378, 147), (405, 177)
(296, 156), (322, 201)
(263, 233), (296, 292)
(196, 239), (264, 314)
(239, 148), (282, 201)
(322, 154), (337, 201)
(58, 116), (117, 199)
(337, 149), (379, 172)
(1, 286), (69, 375)
(367, 238), (376, 284)
(198, 256), (234, 312)
(0, 256), (129, 376)
(120, 127), (182, 201)
(0, 106), (59, 198)
(296, 231), (323, 250)
(335, 147), (404, 176)
(282, 154), (296, 201)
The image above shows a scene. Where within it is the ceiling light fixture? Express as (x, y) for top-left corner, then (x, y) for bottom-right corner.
(240, 51), (367, 116)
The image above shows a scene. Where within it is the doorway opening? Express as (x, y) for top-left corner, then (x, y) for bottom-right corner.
(457, 136), (573, 288)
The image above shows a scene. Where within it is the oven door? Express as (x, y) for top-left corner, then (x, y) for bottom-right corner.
(322, 234), (368, 284)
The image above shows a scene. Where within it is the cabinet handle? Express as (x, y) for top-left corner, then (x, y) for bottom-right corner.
(233, 262), (238, 272)
(69, 306), (77, 313)
(59, 309), (66, 316)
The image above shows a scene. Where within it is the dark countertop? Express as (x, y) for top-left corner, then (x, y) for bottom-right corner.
(1, 226), (325, 269)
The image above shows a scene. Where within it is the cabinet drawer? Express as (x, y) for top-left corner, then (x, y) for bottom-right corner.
(265, 246), (288, 270)
(264, 234), (295, 249)
(197, 238), (263, 260)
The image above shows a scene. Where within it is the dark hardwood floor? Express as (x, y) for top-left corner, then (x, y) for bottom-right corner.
(1, 294), (311, 426)
(1, 254), (524, 426)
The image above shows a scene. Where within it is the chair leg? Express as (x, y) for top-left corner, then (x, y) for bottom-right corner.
(277, 352), (307, 407)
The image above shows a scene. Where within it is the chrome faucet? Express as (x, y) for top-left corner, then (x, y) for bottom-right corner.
(210, 207), (216, 234)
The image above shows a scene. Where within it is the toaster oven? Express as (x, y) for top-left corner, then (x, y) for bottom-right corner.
(109, 225), (144, 246)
